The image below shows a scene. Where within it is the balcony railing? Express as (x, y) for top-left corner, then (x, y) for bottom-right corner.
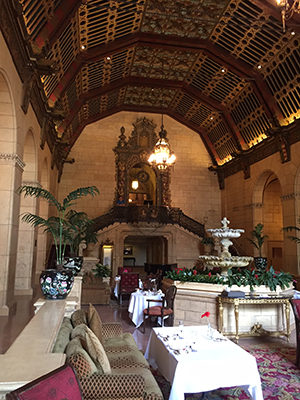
(92, 205), (205, 238)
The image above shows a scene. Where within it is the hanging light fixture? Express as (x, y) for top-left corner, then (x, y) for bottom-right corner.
(148, 121), (176, 171)
(131, 167), (139, 189)
(276, 0), (300, 32)
(132, 179), (139, 190)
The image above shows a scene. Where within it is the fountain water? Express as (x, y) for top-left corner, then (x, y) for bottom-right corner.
(199, 217), (253, 275)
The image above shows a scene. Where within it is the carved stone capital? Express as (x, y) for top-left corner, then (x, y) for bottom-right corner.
(21, 180), (42, 188)
(0, 153), (26, 170)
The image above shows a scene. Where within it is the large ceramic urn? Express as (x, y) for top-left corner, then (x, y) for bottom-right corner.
(39, 269), (74, 300)
(62, 256), (83, 276)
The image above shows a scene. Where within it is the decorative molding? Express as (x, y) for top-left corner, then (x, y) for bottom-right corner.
(280, 193), (298, 201)
(21, 180), (42, 188)
(0, 153), (25, 170)
(244, 203), (263, 209)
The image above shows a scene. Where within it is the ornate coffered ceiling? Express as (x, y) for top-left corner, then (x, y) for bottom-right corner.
(1, 0), (300, 179)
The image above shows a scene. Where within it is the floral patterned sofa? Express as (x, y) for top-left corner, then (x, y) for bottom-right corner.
(52, 303), (163, 400)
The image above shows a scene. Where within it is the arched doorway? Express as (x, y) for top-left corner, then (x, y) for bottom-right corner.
(128, 163), (156, 205)
(252, 171), (284, 270)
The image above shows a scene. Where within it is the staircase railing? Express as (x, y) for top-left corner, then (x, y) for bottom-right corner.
(92, 206), (205, 238)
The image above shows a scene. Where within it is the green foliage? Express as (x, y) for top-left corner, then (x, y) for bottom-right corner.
(247, 222), (268, 257)
(282, 217), (300, 244)
(165, 265), (293, 292)
(65, 210), (98, 255)
(17, 185), (99, 265)
(92, 263), (111, 278)
(201, 236), (214, 246)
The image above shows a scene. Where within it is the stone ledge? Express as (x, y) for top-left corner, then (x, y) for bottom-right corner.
(0, 301), (67, 399)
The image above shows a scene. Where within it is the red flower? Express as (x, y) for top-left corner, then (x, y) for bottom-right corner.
(201, 311), (210, 318)
(208, 272), (212, 278)
(176, 270), (180, 275)
(193, 270), (197, 275)
(255, 274), (258, 279)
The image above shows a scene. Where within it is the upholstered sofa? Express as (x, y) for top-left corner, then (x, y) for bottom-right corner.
(52, 304), (163, 400)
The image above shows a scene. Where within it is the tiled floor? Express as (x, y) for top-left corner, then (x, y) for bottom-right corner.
(0, 294), (297, 355)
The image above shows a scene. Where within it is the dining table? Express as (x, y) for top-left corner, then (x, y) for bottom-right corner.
(144, 325), (264, 400)
(128, 289), (163, 328)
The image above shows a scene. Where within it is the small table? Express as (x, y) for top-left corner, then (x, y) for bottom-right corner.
(218, 295), (292, 343)
(144, 326), (263, 400)
(128, 290), (163, 328)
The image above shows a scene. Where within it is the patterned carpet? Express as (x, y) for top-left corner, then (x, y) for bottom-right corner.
(152, 342), (300, 400)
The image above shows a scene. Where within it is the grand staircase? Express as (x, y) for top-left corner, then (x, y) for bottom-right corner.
(92, 205), (205, 238)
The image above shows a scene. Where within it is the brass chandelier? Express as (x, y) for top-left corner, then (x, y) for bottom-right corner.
(277, 0), (300, 32)
(148, 122), (176, 171)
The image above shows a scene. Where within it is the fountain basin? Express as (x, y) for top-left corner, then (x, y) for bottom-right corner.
(199, 255), (253, 275)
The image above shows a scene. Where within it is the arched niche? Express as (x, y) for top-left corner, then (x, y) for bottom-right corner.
(114, 117), (172, 207)
(252, 170), (284, 269)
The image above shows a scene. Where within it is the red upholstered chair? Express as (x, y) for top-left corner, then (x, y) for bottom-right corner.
(119, 272), (139, 305)
(290, 298), (300, 367)
(118, 267), (133, 275)
(142, 285), (177, 333)
(6, 364), (83, 400)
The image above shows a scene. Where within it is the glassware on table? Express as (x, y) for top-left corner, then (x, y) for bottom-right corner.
(178, 320), (184, 338)
(207, 323), (214, 340)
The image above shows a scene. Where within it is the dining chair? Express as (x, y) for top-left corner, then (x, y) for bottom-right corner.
(119, 272), (139, 305)
(290, 298), (300, 367)
(142, 285), (177, 333)
(118, 267), (133, 275)
(6, 364), (83, 400)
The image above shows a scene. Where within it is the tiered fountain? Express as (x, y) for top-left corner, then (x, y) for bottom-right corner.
(199, 217), (253, 275)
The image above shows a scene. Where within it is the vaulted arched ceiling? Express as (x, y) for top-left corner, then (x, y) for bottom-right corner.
(2, 0), (300, 179)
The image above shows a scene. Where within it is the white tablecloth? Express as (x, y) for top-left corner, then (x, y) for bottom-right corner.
(113, 276), (120, 298)
(128, 290), (163, 328)
(144, 326), (264, 400)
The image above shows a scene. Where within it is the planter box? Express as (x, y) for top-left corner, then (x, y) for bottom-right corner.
(173, 280), (294, 296)
(172, 280), (294, 333)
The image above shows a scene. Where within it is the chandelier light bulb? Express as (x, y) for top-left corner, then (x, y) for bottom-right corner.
(148, 124), (176, 171)
(132, 179), (138, 190)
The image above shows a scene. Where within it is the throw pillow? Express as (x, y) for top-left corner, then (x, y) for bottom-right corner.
(71, 309), (88, 327)
(82, 326), (111, 374)
(87, 303), (103, 344)
(71, 323), (89, 340)
(66, 337), (98, 376)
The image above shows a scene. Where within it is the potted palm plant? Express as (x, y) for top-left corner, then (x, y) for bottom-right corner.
(62, 210), (98, 275)
(17, 185), (99, 299)
(247, 222), (268, 270)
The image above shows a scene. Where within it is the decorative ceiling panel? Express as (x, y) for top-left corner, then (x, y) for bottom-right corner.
(124, 86), (176, 108)
(262, 38), (300, 125)
(132, 47), (197, 80)
(205, 116), (237, 164)
(5, 0), (300, 170)
(187, 54), (248, 105)
(210, 0), (289, 68)
(142, 0), (230, 38)
(82, 0), (145, 49)
(172, 92), (212, 123)
(228, 86), (271, 148)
